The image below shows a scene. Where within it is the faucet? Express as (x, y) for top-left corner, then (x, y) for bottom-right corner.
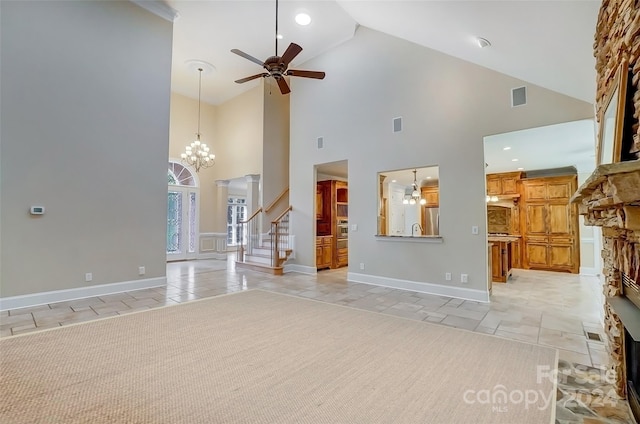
(412, 223), (423, 236)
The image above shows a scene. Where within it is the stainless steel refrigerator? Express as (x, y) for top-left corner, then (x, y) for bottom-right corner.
(422, 207), (440, 236)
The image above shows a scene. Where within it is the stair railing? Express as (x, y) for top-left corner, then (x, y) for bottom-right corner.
(237, 207), (262, 263)
(264, 187), (289, 214)
(270, 206), (293, 267)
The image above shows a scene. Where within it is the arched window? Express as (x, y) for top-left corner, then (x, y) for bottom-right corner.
(168, 162), (196, 187)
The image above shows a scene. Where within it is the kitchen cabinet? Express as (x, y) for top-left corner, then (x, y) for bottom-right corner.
(316, 236), (333, 270)
(421, 186), (439, 207)
(486, 171), (523, 196)
(488, 236), (517, 283)
(316, 180), (348, 269)
(520, 175), (579, 273)
(511, 239), (521, 268)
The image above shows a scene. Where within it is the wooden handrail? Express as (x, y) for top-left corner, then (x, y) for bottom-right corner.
(240, 207), (263, 224)
(264, 187), (289, 214)
(272, 205), (293, 224)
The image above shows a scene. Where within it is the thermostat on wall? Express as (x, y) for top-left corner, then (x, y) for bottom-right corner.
(30, 206), (45, 215)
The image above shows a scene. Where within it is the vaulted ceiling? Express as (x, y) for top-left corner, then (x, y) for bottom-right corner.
(165, 0), (600, 106)
(157, 0), (601, 175)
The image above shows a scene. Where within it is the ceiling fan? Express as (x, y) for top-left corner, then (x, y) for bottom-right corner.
(230, 0), (325, 95)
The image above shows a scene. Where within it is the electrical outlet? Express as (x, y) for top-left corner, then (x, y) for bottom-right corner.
(359, 262), (365, 270)
(351, 224), (358, 232)
(138, 266), (145, 276)
(445, 272), (452, 281)
(461, 274), (468, 283)
(472, 226), (479, 235)
(85, 273), (92, 282)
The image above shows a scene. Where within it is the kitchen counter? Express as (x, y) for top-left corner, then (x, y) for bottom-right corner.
(487, 235), (520, 242)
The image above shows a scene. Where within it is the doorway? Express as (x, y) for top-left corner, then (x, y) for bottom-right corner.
(167, 161), (199, 261)
(315, 160), (348, 270)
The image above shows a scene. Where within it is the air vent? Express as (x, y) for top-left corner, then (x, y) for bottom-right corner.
(586, 331), (603, 342)
(393, 117), (403, 133)
(317, 137), (324, 149)
(511, 86), (527, 107)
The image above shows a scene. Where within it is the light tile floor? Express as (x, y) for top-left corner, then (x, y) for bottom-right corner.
(0, 257), (634, 422)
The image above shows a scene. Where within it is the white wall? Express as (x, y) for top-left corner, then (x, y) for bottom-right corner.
(0, 1), (173, 299)
(289, 27), (594, 301)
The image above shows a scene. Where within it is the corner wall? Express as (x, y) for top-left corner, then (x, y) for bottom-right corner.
(0, 1), (173, 300)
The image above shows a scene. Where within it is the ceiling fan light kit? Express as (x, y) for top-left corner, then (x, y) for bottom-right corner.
(231, 0), (325, 95)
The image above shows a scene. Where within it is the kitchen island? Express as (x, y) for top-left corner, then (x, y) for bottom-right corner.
(488, 235), (520, 283)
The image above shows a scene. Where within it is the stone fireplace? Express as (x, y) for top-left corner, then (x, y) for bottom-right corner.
(572, 161), (640, 422)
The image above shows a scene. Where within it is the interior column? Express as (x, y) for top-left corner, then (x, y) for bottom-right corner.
(214, 179), (230, 255)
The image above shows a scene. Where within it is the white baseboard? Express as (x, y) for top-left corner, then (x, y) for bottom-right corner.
(197, 252), (228, 260)
(580, 266), (600, 276)
(283, 264), (317, 275)
(347, 272), (490, 303)
(0, 277), (167, 311)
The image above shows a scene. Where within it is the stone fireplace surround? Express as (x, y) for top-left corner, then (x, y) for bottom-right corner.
(572, 160), (640, 422)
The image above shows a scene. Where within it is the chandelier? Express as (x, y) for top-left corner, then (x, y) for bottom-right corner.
(403, 169), (426, 205)
(181, 66), (215, 172)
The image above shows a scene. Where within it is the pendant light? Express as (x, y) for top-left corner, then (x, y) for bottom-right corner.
(181, 65), (215, 172)
(403, 169), (425, 205)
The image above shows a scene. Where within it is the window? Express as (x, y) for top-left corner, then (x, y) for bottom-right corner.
(227, 197), (247, 246)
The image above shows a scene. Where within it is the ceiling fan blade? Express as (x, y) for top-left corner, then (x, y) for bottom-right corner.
(286, 69), (326, 80)
(276, 77), (291, 95)
(235, 73), (268, 84)
(280, 43), (302, 67)
(231, 49), (265, 66)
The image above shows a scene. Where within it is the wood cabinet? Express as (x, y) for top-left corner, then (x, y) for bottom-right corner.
(421, 186), (439, 207)
(511, 239), (521, 268)
(316, 236), (333, 270)
(316, 180), (348, 269)
(520, 175), (579, 273)
(486, 171), (523, 196)
(488, 236), (516, 282)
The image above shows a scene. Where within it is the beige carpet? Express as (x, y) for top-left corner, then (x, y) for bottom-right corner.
(0, 290), (557, 423)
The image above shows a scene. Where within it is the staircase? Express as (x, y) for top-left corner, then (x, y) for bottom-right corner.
(236, 206), (293, 275)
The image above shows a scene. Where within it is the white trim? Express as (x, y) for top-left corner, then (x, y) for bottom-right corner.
(375, 235), (444, 244)
(580, 237), (595, 243)
(580, 266), (599, 276)
(0, 277), (166, 311)
(284, 264), (317, 275)
(347, 272), (490, 303)
(131, 1), (179, 22)
(197, 252), (228, 260)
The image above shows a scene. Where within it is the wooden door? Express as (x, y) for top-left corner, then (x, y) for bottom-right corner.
(491, 243), (503, 282)
(501, 176), (519, 194)
(521, 176), (579, 273)
(486, 176), (501, 195)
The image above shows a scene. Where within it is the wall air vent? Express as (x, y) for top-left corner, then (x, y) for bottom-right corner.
(393, 117), (403, 133)
(317, 137), (324, 149)
(511, 86), (527, 107)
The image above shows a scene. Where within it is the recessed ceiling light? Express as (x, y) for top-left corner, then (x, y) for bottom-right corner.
(503, 146), (511, 151)
(426, 176), (432, 179)
(295, 13), (311, 26)
(276, 33), (283, 40)
(511, 158), (519, 162)
(517, 167), (524, 170)
(391, 179), (397, 183)
(476, 37), (491, 48)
